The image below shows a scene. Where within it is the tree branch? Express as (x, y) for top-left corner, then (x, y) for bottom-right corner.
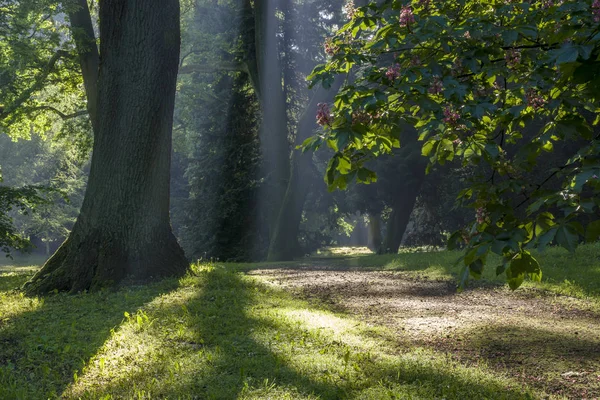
(0, 50), (69, 122)
(178, 61), (249, 75)
(27, 106), (88, 120)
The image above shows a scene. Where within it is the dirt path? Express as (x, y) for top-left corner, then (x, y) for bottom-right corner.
(250, 268), (600, 399)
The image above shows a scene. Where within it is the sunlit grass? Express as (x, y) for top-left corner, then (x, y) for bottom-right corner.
(1, 263), (538, 399)
(324, 243), (600, 302)
(3, 244), (599, 399)
(313, 247), (373, 257)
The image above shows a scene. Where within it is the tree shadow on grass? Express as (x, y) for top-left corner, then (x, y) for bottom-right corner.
(83, 267), (537, 399)
(448, 323), (600, 399)
(0, 276), (180, 399)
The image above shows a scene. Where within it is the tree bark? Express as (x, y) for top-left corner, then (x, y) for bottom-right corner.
(67, 0), (99, 130)
(382, 190), (420, 254)
(367, 213), (382, 252)
(25, 0), (187, 294)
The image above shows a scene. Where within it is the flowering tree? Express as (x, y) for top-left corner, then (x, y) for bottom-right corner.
(307, 0), (600, 289)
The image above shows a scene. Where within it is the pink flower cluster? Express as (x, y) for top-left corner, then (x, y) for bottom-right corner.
(541, 0), (564, 9)
(476, 207), (487, 224)
(451, 59), (463, 77)
(443, 106), (460, 125)
(399, 6), (415, 27)
(525, 88), (546, 110)
(344, 0), (357, 19)
(324, 38), (338, 56)
(316, 103), (332, 126)
(505, 49), (521, 69)
(386, 64), (401, 81)
(352, 110), (371, 125)
(593, 0), (600, 22)
(428, 75), (444, 95)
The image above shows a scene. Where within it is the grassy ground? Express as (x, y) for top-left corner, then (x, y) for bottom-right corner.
(0, 245), (599, 399)
(237, 243), (600, 301)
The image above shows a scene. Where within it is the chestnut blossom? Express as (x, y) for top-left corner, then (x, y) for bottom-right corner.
(399, 6), (415, 27)
(525, 88), (546, 110)
(428, 75), (444, 95)
(443, 106), (460, 125)
(593, 0), (600, 22)
(451, 59), (463, 77)
(344, 0), (357, 19)
(316, 103), (333, 126)
(505, 49), (521, 69)
(385, 64), (401, 81)
(476, 207), (487, 224)
(324, 38), (338, 56)
(352, 110), (371, 125)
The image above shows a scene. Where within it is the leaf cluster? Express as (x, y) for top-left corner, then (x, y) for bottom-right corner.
(308, 0), (600, 289)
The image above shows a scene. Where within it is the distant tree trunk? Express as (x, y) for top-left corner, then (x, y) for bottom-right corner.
(382, 190), (420, 253)
(367, 213), (382, 252)
(25, 0), (187, 294)
(267, 78), (343, 261)
(253, 0), (290, 234)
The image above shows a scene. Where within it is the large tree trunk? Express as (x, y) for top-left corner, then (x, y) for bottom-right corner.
(25, 0), (187, 294)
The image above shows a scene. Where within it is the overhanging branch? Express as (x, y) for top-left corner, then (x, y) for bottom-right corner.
(27, 105), (88, 120)
(0, 50), (69, 122)
(178, 61), (248, 75)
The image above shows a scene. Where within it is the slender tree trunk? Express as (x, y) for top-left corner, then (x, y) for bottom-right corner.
(253, 0), (290, 234)
(382, 196), (416, 254)
(367, 213), (382, 252)
(267, 78), (343, 261)
(25, 0), (187, 294)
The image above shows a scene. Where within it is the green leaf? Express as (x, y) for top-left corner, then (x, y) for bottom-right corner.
(555, 224), (579, 252)
(505, 266), (524, 290)
(447, 230), (463, 250)
(554, 44), (579, 65)
(504, 251), (541, 289)
(422, 140), (437, 157)
(585, 220), (600, 242)
(469, 259), (484, 280)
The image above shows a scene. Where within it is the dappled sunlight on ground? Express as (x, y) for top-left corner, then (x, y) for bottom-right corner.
(28, 266), (532, 399)
(313, 247), (373, 257)
(5, 250), (600, 398)
(253, 267), (600, 399)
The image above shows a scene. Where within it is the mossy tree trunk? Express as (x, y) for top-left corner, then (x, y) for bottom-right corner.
(25, 0), (187, 294)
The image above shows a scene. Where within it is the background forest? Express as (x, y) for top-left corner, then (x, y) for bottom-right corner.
(2, 1), (600, 399)
(0, 0), (471, 264)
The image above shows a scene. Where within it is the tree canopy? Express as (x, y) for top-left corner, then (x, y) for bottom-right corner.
(308, 0), (600, 288)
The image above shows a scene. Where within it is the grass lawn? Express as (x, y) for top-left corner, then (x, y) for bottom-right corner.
(0, 245), (599, 399)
